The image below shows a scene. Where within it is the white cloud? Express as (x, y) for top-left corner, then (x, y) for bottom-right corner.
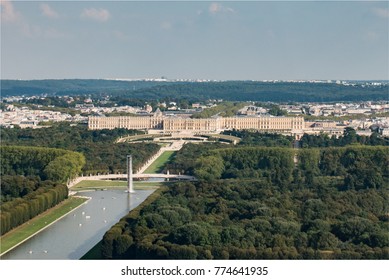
(372, 7), (389, 18)
(81, 8), (110, 22)
(1, 1), (64, 38)
(1, 0), (21, 22)
(40, 3), (59, 19)
(209, 3), (235, 14)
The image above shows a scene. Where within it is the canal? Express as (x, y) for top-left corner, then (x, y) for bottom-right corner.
(1, 189), (155, 260)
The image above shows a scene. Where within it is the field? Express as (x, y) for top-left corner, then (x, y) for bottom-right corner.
(143, 151), (176, 173)
(0, 197), (87, 255)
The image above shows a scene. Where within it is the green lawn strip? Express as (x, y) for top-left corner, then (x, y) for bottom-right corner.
(143, 151), (176, 173)
(72, 180), (128, 189)
(0, 197), (87, 255)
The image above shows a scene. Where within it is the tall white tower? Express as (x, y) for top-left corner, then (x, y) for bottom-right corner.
(127, 155), (134, 193)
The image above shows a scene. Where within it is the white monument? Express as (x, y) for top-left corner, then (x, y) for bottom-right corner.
(127, 155), (135, 193)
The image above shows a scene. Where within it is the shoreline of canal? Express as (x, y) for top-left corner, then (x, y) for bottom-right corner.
(1, 188), (159, 260)
(0, 196), (90, 257)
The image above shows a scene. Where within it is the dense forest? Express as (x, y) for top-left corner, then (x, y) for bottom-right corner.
(161, 130), (388, 177)
(300, 128), (389, 147)
(0, 146), (84, 234)
(0, 146), (85, 183)
(161, 142), (226, 176)
(190, 146), (388, 189)
(2, 80), (387, 102)
(102, 144), (389, 259)
(0, 123), (160, 174)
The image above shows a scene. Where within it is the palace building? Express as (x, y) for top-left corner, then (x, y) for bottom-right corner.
(88, 109), (304, 135)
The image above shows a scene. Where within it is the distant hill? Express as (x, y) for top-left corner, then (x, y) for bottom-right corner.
(125, 81), (388, 102)
(1, 79), (388, 102)
(0, 79), (171, 97)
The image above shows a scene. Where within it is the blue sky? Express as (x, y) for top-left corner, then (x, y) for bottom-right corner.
(1, 1), (388, 80)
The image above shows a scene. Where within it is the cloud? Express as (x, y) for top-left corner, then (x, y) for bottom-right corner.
(209, 3), (235, 14)
(1, 0), (21, 22)
(1, 1), (64, 39)
(372, 7), (389, 18)
(40, 3), (59, 19)
(81, 8), (110, 22)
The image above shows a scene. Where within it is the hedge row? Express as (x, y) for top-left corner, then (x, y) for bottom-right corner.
(0, 184), (68, 235)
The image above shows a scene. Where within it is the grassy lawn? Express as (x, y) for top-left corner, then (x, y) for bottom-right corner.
(143, 151), (176, 173)
(72, 180), (128, 189)
(0, 197), (87, 255)
(71, 180), (165, 191)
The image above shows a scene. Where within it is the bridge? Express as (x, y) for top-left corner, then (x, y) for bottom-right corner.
(67, 173), (196, 188)
(73, 173), (195, 181)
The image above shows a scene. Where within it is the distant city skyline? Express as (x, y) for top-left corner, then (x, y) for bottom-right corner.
(1, 1), (388, 80)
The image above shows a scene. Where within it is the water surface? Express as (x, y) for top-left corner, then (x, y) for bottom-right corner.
(1, 189), (154, 260)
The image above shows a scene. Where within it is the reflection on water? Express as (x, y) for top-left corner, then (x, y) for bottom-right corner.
(142, 177), (166, 182)
(1, 189), (154, 260)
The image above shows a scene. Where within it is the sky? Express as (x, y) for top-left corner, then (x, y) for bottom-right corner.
(1, 1), (388, 80)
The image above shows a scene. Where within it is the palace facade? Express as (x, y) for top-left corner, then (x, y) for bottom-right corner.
(88, 112), (304, 134)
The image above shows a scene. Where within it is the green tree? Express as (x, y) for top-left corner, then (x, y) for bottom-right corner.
(194, 156), (224, 181)
(268, 105), (287, 116)
(169, 224), (209, 246)
(114, 235), (134, 257)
